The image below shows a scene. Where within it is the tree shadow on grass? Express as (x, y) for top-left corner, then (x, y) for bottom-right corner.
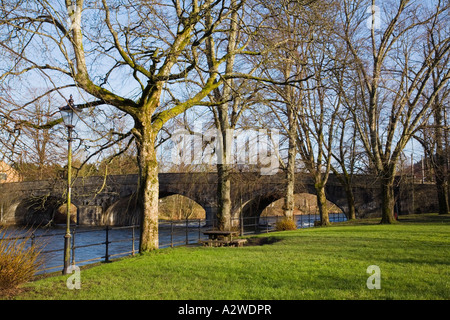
(397, 213), (450, 225)
(338, 213), (450, 226)
(245, 236), (281, 246)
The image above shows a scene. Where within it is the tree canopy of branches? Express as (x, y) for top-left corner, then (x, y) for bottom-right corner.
(0, 0), (251, 251)
(338, 0), (450, 222)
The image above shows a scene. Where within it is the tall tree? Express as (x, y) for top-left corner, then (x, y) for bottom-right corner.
(339, 0), (450, 223)
(414, 27), (450, 215)
(253, 0), (341, 225)
(203, 0), (262, 230)
(205, 0), (242, 230)
(250, 0), (315, 221)
(330, 49), (367, 221)
(426, 16), (450, 215)
(294, 40), (342, 226)
(15, 93), (66, 180)
(0, 0), (247, 251)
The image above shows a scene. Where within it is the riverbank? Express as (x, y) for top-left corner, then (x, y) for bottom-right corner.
(7, 213), (450, 300)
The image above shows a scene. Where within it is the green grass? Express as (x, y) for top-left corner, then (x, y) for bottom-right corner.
(8, 214), (450, 300)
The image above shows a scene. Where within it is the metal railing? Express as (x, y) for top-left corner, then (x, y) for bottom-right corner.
(1, 213), (347, 274)
(211, 212), (347, 235)
(0, 221), (207, 274)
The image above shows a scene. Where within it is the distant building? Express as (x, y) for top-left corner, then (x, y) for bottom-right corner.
(0, 161), (22, 183)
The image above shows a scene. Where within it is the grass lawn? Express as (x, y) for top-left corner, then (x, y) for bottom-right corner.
(8, 214), (450, 300)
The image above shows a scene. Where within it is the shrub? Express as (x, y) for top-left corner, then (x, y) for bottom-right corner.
(275, 217), (297, 231)
(0, 227), (44, 295)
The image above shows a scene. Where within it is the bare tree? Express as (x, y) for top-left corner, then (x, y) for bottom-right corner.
(202, 0), (263, 230)
(0, 0), (249, 251)
(15, 93), (66, 180)
(329, 49), (368, 221)
(294, 42), (343, 226)
(414, 22), (450, 215)
(329, 107), (359, 220)
(425, 17), (450, 215)
(338, 0), (450, 223)
(251, 0), (341, 226)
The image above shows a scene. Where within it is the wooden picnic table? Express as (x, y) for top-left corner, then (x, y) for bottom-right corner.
(201, 230), (247, 247)
(202, 230), (239, 241)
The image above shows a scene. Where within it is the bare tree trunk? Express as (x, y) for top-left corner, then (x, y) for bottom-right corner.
(434, 94), (449, 215)
(435, 162), (449, 215)
(380, 173), (396, 224)
(331, 121), (357, 221)
(283, 158), (295, 220)
(207, 0), (240, 231)
(344, 182), (356, 220)
(135, 123), (159, 252)
(217, 121), (233, 230)
(315, 181), (330, 226)
(380, 184), (396, 223)
(283, 106), (296, 220)
(217, 164), (232, 230)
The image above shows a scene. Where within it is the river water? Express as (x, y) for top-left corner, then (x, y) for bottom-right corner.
(2, 213), (346, 274)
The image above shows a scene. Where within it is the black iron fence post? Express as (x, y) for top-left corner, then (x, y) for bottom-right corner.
(71, 228), (76, 266)
(185, 217), (189, 245)
(240, 213), (243, 236)
(30, 232), (35, 248)
(198, 219), (201, 242)
(132, 226), (135, 256)
(105, 226), (110, 263)
(170, 220), (174, 248)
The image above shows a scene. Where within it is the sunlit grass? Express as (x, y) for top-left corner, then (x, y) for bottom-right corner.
(9, 213), (450, 300)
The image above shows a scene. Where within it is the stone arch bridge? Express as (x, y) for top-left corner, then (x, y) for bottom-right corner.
(0, 173), (438, 226)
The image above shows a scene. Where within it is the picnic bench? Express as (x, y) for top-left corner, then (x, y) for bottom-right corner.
(201, 230), (247, 247)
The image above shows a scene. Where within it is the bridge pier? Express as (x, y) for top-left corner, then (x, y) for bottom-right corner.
(77, 205), (103, 226)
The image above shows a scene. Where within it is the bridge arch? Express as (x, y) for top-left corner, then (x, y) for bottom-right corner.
(102, 191), (207, 226)
(12, 195), (69, 226)
(238, 192), (345, 229)
(261, 193), (344, 217)
(158, 194), (206, 220)
(239, 194), (281, 220)
(103, 194), (139, 226)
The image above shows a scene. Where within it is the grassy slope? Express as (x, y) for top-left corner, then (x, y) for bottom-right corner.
(13, 214), (450, 300)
